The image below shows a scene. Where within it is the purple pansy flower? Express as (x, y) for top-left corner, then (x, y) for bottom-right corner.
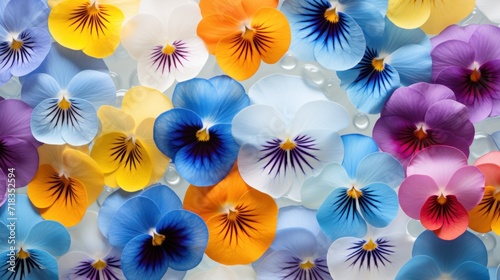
(373, 82), (474, 167)
(0, 99), (40, 190)
(431, 24), (500, 122)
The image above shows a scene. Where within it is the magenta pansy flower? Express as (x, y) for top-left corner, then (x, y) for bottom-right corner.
(399, 145), (484, 240)
(373, 82), (474, 167)
(431, 24), (500, 122)
(0, 99), (40, 189)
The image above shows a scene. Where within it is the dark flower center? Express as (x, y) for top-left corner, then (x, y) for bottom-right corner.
(470, 68), (481, 83)
(414, 126), (428, 140)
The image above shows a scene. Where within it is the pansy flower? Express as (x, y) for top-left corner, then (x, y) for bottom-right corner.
(21, 43), (116, 146)
(373, 83), (474, 167)
(0, 170), (5, 207)
(0, 99), (40, 189)
(232, 74), (349, 201)
(27, 144), (104, 227)
(281, 0), (386, 70)
(387, 0), (475, 34)
(58, 211), (124, 279)
(0, 0), (51, 85)
(307, 134), (404, 241)
(183, 167), (277, 265)
(103, 185), (208, 279)
(48, 0), (139, 58)
(197, 0), (291, 80)
(327, 208), (414, 280)
(396, 230), (489, 279)
(399, 145), (485, 240)
(0, 195), (70, 279)
(121, 0), (208, 92)
(337, 18), (432, 114)
(431, 24), (500, 122)
(468, 151), (500, 235)
(91, 86), (172, 191)
(154, 76), (249, 186)
(255, 206), (331, 279)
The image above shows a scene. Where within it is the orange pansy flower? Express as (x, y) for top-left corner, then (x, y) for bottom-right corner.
(197, 0), (291, 80)
(183, 167), (278, 265)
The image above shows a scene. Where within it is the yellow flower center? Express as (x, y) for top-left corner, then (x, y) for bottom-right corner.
(58, 97), (71, 110)
(470, 68), (481, 82)
(11, 39), (23, 50)
(92, 259), (107, 270)
(17, 248), (30, 259)
(162, 44), (176, 55)
(196, 128), (210, 142)
(87, 1), (99, 14)
(362, 238), (377, 251)
(414, 126), (428, 140)
(437, 194), (447, 205)
(152, 232), (166, 246)
(324, 8), (339, 23)
(242, 26), (255, 40)
(299, 260), (315, 270)
(347, 187), (362, 199)
(227, 209), (238, 221)
(372, 58), (385, 72)
(280, 138), (296, 151)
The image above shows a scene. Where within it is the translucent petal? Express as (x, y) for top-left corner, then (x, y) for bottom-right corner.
(0, 195), (42, 243)
(140, 185), (182, 214)
(98, 189), (141, 238)
(356, 152), (405, 189)
(395, 255), (441, 280)
(359, 183), (398, 228)
(66, 70), (116, 107)
(20, 73), (61, 108)
(302, 163), (350, 209)
(120, 14), (164, 59)
(340, 134), (378, 179)
(121, 86), (173, 126)
(0, 137), (39, 187)
(23, 220), (70, 256)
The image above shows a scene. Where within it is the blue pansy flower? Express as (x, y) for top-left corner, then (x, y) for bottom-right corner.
(101, 185), (208, 279)
(154, 76), (249, 186)
(337, 17), (432, 114)
(20, 42), (115, 145)
(281, 0), (387, 70)
(255, 206), (332, 279)
(396, 230), (489, 280)
(304, 134), (404, 241)
(0, 195), (70, 279)
(0, 0), (51, 85)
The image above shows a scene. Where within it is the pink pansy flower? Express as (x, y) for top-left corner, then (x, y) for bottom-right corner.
(398, 145), (484, 240)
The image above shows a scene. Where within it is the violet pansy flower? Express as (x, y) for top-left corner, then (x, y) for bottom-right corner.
(373, 82), (474, 168)
(431, 24), (500, 122)
(0, 99), (40, 189)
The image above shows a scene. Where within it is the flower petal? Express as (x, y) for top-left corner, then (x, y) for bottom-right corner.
(156, 210), (208, 270)
(207, 75), (250, 123)
(290, 100), (349, 135)
(0, 194), (42, 243)
(468, 185), (499, 233)
(196, 14), (241, 54)
(359, 183), (399, 228)
(420, 194), (469, 240)
(356, 152), (405, 189)
(0, 99), (39, 146)
(0, 137), (39, 187)
(23, 220), (70, 256)
(395, 255), (441, 280)
(98, 189), (140, 238)
(398, 174), (440, 219)
(270, 227), (318, 258)
(68, 211), (110, 257)
(120, 14), (163, 60)
(451, 261), (490, 280)
(108, 196), (162, 248)
(121, 233), (170, 279)
(215, 30), (261, 80)
(387, 0), (431, 30)
(301, 163), (350, 209)
(389, 44), (432, 86)
(250, 7), (290, 64)
(121, 86), (173, 126)
(412, 230), (488, 271)
(420, 0), (475, 35)
(0, 248), (59, 280)
(2, 0), (49, 31)
(140, 185), (183, 214)
(172, 78), (223, 120)
(444, 166), (485, 210)
(431, 39), (475, 79)
(340, 134), (378, 179)
(66, 70), (116, 106)
(20, 73), (60, 108)
(317, 187), (367, 241)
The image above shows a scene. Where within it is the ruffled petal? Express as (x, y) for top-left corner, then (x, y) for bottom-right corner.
(0, 137), (39, 187)
(23, 220), (70, 256)
(156, 210), (208, 270)
(66, 70), (116, 106)
(359, 183), (399, 228)
(108, 196), (162, 248)
(174, 123), (239, 186)
(121, 86), (173, 126)
(412, 230), (488, 271)
(301, 163), (350, 209)
(121, 233), (170, 279)
(420, 194), (469, 240)
(317, 187), (367, 240)
(0, 27), (51, 77)
(356, 152), (405, 189)
(340, 134), (378, 179)
(398, 174), (440, 219)
(48, 0), (125, 58)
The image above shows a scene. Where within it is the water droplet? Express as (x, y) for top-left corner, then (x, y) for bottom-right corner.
(97, 186), (115, 207)
(407, 219), (425, 238)
(164, 164), (181, 185)
(0, 77), (21, 98)
(353, 112), (370, 130)
(477, 233), (496, 251)
(302, 64), (325, 86)
(109, 71), (121, 89)
(470, 132), (497, 158)
(280, 53), (297, 70)
(114, 89), (127, 107)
